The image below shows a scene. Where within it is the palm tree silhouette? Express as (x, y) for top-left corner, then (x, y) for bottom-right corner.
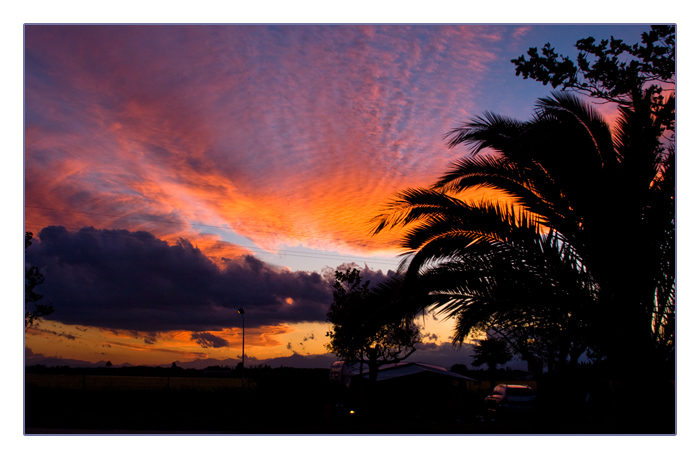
(373, 92), (674, 373)
(372, 191), (595, 371)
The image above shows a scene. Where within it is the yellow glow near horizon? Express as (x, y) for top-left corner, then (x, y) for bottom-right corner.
(25, 313), (460, 367)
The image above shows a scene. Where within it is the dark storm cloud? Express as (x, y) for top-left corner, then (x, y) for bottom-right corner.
(24, 226), (395, 333)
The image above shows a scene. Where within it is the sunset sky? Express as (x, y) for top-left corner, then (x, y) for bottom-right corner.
(23, 24), (659, 369)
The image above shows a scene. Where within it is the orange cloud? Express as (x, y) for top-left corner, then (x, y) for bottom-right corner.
(25, 25), (506, 268)
(25, 320), (313, 366)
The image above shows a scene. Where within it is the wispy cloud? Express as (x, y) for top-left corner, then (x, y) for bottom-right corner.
(25, 25), (503, 262)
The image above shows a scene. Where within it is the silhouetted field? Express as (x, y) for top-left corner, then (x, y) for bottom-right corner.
(25, 366), (675, 434)
(26, 373), (248, 391)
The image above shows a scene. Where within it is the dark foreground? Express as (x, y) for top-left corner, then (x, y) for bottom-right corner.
(25, 367), (675, 435)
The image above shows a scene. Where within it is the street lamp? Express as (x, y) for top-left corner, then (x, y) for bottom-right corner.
(238, 308), (245, 387)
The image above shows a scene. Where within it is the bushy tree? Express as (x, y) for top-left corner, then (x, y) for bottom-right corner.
(472, 337), (512, 387)
(325, 267), (420, 383)
(25, 232), (53, 329)
(512, 25), (675, 122)
(471, 337), (511, 371)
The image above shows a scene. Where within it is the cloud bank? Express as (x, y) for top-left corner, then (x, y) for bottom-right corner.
(26, 226), (394, 333)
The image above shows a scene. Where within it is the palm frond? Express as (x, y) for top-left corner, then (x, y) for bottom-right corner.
(445, 112), (527, 152)
(370, 187), (466, 236)
(535, 92), (619, 169)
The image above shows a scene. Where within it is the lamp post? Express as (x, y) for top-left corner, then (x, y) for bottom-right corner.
(238, 308), (245, 388)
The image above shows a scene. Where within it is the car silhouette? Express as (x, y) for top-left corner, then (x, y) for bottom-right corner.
(484, 384), (536, 417)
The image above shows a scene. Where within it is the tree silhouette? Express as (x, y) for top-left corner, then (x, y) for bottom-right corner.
(325, 267), (420, 383)
(371, 26), (674, 430)
(512, 25), (674, 118)
(372, 26), (674, 374)
(472, 338), (511, 370)
(25, 232), (53, 329)
(510, 26), (676, 368)
(471, 337), (512, 387)
(449, 363), (468, 376)
(371, 182), (597, 372)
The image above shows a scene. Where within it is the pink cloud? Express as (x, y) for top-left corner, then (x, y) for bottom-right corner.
(25, 25), (509, 263)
